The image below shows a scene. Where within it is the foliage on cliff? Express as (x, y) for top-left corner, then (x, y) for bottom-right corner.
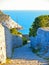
(29, 15), (49, 36)
(10, 28), (22, 36)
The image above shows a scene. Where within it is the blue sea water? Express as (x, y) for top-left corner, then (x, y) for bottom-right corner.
(3, 10), (49, 34)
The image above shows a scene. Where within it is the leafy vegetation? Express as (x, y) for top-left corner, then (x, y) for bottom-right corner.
(32, 48), (40, 53)
(31, 44), (41, 53)
(10, 28), (22, 36)
(6, 59), (11, 64)
(10, 28), (28, 46)
(29, 15), (49, 36)
(22, 37), (28, 45)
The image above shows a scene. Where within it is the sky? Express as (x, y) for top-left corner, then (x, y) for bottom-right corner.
(0, 0), (49, 10)
(3, 10), (49, 34)
(0, 0), (49, 34)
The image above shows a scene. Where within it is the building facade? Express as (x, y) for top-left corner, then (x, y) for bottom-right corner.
(0, 11), (23, 63)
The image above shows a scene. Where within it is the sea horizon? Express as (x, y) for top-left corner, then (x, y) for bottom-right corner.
(3, 10), (49, 34)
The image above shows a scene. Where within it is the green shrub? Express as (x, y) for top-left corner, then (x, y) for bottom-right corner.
(32, 47), (40, 53)
(22, 37), (27, 45)
(10, 28), (22, 36)
(29, 15), (49, 37)
(44, 58), (49, 60)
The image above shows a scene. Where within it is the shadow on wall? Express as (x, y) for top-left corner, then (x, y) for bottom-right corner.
(12, 35), (23, 48)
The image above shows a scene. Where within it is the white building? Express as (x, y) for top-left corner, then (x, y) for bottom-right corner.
(0, 11), (23, 63)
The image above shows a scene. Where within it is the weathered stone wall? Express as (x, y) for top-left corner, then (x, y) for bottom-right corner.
(30, 28), (49, 48)
(37, 28), (49, 54)
(0, 11), (23, 63)
(0, 22), (23, 63)
(37, 28), (49, 46)
(0, 24), (6, 63)
(4, 26), (12, 58)
(30, 27), (49, 58)
(30, 36), (41, 49)
(12, 35), (23, 48)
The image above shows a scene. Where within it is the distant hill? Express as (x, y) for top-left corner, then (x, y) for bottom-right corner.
(22, 34), (29, 40)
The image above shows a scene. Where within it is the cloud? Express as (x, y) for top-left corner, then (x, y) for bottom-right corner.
(0, 0), (49, 10)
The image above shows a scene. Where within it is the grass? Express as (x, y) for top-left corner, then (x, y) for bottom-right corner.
(0, 58), (12, 65)
(6, 58), (11, 64)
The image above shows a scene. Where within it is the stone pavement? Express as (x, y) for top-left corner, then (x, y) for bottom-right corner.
(0, 59), (48, 65)
(0, 44), (48, 65)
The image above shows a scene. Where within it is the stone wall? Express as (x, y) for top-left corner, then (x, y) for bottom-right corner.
(30, 28), (49, 48)
(4, 26), (12, 58)
(30, 27), (49, 58)
(0, 24), (23, 63)
(30, 36), (41, 49)
(0, 24), (6, 63)
(12, 35), (23, 48)
(37, 28), (49, 50)
(37, 28), (49, 55)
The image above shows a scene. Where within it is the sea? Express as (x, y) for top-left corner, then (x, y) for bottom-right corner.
(3, 10), (49, 34)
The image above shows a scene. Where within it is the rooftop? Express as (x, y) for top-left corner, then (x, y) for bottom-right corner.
(0, 10), (23, 30)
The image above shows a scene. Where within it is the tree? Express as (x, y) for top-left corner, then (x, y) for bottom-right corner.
(29, 15), (49, 36)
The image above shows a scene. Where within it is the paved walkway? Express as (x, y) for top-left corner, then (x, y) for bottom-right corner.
(12, 44), (45, 61)
(1, 44), (48, 65)
(11, 44), (47, 65)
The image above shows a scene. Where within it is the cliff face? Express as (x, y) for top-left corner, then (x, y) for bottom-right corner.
(30, 27), (49, 59)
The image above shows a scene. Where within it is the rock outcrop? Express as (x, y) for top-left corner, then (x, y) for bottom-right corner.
(30, 27), (49, 59)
